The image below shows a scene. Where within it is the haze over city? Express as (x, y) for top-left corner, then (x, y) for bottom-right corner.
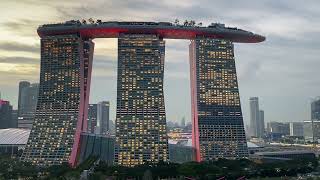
(1, 0), (319, 125)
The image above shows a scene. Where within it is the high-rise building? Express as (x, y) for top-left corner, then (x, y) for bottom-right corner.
(0, 99), (13, 129)
(259, 110), (265, 137)
(249, 97), (259, 137)
(88, 102), (110, 135)
(96, 101), (110, 134)
(18, 81), (30, 116)
(109, 120), (115, 135)
(190, 38), (248, 161)
(21, 35), (94, 166)
(116, 34), (169, 167)
(249, 97), (264, 138)
(11, 109), (18, 128)
(87, 104), (97, 133)
(17, 83), (39, 129)
(181, 117), (186, 127)
(311, 98), (320, 120)
(289, 122), (304, 137)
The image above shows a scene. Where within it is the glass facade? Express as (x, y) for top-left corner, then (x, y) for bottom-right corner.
(88, 102), (110, 135)
(21, 35), (94, 166)
(18, 83), (39, 129)
(311, 98), (320, 120)
(88, 104), (97, 133)
(96, 101), (110, 135)
(190, 38), (248, 161)
(0, 100), (13, 129)
(169, 144), (195, 163)
(249, 97), (259, 137)
(116, 34), (169, 166)
(78, 133), (115, 166)
(18, 81), (31, 115)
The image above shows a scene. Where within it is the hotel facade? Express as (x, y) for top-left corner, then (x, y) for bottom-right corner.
(22, 21), (264, 166)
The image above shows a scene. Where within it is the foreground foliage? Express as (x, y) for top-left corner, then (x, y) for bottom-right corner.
(0, 155), (318, 179)
(90, 158), (318, 179)
(0, 155), (97, 180)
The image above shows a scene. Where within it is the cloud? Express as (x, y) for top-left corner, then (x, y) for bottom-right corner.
(0, 63), (38, 74)
(1, 19), (41, 37)
(0, 42), (39, 54)
(0, 56), (39, 64)
(92, 55), (117, 78)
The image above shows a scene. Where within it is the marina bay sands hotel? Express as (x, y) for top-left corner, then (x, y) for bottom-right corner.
(21, 20), (265, 167)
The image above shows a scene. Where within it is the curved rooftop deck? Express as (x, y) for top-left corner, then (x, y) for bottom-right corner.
(38, 21), (265, 43)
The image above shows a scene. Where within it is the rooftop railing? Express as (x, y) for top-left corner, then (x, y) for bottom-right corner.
(39, 19), (250, 33)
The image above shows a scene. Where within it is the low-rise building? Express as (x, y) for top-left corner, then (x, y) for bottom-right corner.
(267, 122), (290, 135)
(289, 122), (304, 137)
(247, 142), (264, 154)
(253, 150), (316, 163)
(0, 128), (30, 155)
(304, 120), (320, 142)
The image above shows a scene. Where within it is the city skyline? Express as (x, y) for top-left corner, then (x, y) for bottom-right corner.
(1, 0), (320, 126)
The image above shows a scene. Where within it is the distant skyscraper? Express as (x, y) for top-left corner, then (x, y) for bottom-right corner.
(18, 81), (30, 116)
(11, 109), (18, 128)
(311, 98), (320, 120)
(0, 99), (13, 129)
(95, 101), (110, 134)
(249, 97), (265, 138)
(190, 38), (248, 161)
(250, 97), (259, 137)
(88, 102), (110, 134)
(116, 34), (169, 167)
(18, 83), (39, 129)
(22, 35), (94, 166)
(87, 104), (97, 133)
(109, 120), (115, 135)
(259, 110), (265, 137)
(181, 117), (186, 127)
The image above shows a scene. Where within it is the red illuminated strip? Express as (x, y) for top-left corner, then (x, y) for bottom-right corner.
(0, 100), (9, 106)
(38, 27), (265, 43)
(69, 41), (88, 167)
(189, 40), (201, 162)
(81, 41), (94, 133)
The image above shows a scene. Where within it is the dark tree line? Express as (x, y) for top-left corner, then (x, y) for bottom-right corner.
(0, 155), (97, 180)
(90, 158), (318, 179)
(0, 155), (318, 179)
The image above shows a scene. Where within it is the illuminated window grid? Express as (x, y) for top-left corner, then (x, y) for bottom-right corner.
(115, 34), (169, 167)
(21, 35), (94, 166)
(191, 38), (248, 161)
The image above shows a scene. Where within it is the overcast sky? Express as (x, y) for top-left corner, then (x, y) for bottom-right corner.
(0, 0), (319, 125)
